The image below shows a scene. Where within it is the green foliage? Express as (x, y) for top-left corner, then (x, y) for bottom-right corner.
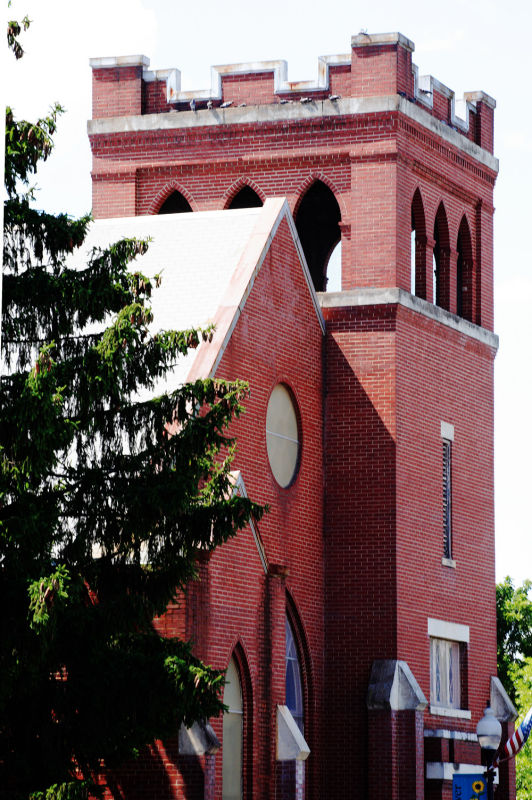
(497, 577), (532, 704)
(2, 46), (263, 800)
(5, 104), (63, 197)
(6, 6), (30, 60)
(496, 578), (532, 799)
(29, 782), (97, 800)
(512, 659), (532, 800)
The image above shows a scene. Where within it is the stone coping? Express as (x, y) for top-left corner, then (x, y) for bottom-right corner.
(87, 95), (498, 172)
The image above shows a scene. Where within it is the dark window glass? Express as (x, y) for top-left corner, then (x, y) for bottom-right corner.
(443, 439), (452, 558)
(285, 618), (303, 732)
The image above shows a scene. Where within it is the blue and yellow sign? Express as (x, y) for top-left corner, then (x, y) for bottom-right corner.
(452, 774), (487, 800)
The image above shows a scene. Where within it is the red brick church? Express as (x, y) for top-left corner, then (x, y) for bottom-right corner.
(84, 30), (516, 800)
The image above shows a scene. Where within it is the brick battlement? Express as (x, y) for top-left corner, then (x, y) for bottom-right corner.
(90, 32), (496, 153)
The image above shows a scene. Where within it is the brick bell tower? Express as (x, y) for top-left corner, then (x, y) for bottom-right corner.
(89, 31), (515, 800)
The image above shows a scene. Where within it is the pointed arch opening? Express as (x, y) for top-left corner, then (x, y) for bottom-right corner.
(295, 180), (341, 292)
(411, 189), (427, 298)
(286, 617), (304, 734)
(223, 658), (243, 800)
(157, 190), (192, 215)
(456, 215), (474, 321)
(222, 647), (252, 800)
(277, 598), (312, 800)
(227, 185), (263, 210)
(433, 203), (450, 309)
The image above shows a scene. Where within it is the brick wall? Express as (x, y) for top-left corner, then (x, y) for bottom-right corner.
(88, 30), (502, 800)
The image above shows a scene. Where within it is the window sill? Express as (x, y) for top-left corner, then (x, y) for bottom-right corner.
(441, 557), (456, 569)
(427, 762), (498, 783)
(430, 705), (471, 720)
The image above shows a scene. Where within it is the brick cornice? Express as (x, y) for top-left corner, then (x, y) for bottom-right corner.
(318, 287), (498, 349)
(88, 94), (498, 172)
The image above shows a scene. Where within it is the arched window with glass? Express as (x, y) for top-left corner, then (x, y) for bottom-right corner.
(222, 657), (243, 800)
(283, 615), (306, 799)
(285, 618), (304, 733)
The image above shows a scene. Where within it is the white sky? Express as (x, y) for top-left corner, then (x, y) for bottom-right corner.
(5, 0), (532, 585)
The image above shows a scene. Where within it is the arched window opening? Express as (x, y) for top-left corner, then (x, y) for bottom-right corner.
(286, 618), (304, 733)
(433, 203), (450, 310)
(158, 191), (192, 215)
(456, 216), (473, 321)
(295, 180), (341, 292)
(432, 228), (439, 305)
(278, 614), (307, 800)
(223, 658), (243, 800)
(228, 185), (263, 210)
(325, 240), (342, 292)
(410, 227), (416, 295)
(411, 190), (426, 298)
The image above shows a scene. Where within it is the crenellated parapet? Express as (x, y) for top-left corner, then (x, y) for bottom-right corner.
(90, 31), (495, 153)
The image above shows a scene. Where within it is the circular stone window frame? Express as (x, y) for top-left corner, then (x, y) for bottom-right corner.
(265, 382), (302, 489)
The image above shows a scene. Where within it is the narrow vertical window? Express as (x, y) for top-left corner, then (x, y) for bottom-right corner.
(456, 238), (464, 318)
(442, 439), (452, 559)
(410, 225), (416, 295)
(411, 189), (427, 299)
(285, 617), (305, 800)
(285, 619), (304, 733)
(433, 203), (450, 309)
(433, 225), (440, 306)
(223, 658), (243, 800)
(456, 215), (474, 322)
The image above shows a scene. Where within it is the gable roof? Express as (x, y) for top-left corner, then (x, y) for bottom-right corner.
(69, 198), (324, 391)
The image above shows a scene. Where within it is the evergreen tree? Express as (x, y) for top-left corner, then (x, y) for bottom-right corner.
(2, 17), (262, 799)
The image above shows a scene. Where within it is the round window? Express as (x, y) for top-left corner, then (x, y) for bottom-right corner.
(266, 384), (300, 488)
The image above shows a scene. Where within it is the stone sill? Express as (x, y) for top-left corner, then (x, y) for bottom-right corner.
(430, 705), (472, 720)
(442, 556), (456, 569)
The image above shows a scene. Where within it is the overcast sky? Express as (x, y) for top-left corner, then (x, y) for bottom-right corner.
(5, 0), (532, 585)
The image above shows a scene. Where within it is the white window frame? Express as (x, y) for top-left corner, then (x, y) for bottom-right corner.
(428, 618), (471, 719)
